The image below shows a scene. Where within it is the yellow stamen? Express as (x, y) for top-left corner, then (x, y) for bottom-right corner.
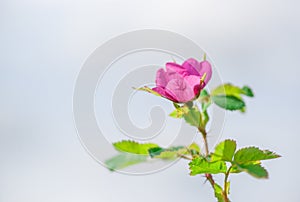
(200, 73), (207, 88)
(200, 73), (207, 83)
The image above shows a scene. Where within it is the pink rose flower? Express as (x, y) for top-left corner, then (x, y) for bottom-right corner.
(152, 58), (212, 103)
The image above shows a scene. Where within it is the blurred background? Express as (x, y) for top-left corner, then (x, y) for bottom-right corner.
(1, 0), (299, 201)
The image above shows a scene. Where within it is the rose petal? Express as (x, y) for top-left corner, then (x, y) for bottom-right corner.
(165, 77), (195, 103)
(155, 68), (168, 87)
(198, 61), (212, 85)
(152, 86), (177, 102)
(166, 62), (189, 77)
(152, 58), (212, 103)
(182, 58), (201, 76)
(184, 75), (201, 95)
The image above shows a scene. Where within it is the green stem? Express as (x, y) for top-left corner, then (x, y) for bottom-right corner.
(198, 127), (209, 156)
(223, 166), (232, 202)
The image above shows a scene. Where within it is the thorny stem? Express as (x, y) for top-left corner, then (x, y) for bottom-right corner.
(181, 104), (227, 200)
(198, 127), (215, 188)
(198, 127), (230, 202)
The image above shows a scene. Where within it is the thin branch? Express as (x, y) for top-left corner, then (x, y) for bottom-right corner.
(177, 153), (193, 160)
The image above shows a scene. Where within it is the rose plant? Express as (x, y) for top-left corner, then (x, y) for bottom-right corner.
(105, 56), (280, 202)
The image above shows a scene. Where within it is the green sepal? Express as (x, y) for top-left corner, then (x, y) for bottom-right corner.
(134, 86), (161, 97)
(198, 89), (211, 112)
(169, 105), (188, 118)
(173, 102), (181, 109)
(170, 102), (208, 129)
(200, 89), (209, 97)
(183, 106), (201, 128)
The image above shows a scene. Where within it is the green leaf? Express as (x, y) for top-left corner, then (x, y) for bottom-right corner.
(134, 86), (161, 97)
(154, 150), (179, 159)
(234, 147), (281, 164)
(189, 157), (227, 175)
(212, 83), (243, 98)
(148, 146), (187, 160)
(212, 95), (245, 111)
(188, 142), (201, 156)
(211, 140), (236, 162)
(212, 83), (254, 98)
(230, 161), (260, 173)
(241, 86), (254, 97)
(213, 183), (225, 202)
(113, 140), (158, 155)
(148, 147), (164, 157)
(211, 84), (253, 111)
(105, 153), (148, 171)
(239, 107), (246, 113)
(237, 163), (269, 178)
(154, 149), (186, 160)
(183, 106), (201, 127)
(230, 164), (243, 173)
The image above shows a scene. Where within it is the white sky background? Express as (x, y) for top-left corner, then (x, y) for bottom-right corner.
(1, 0), (300, 201)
